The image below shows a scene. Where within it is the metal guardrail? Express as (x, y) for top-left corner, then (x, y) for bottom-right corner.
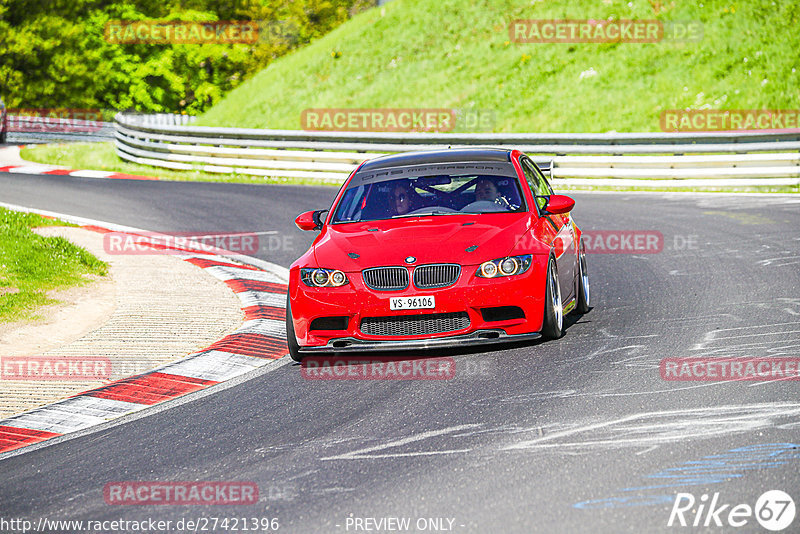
(132, 113), (197, 126)
(114, 113), (800, 186)
(7, 116), (115, 143)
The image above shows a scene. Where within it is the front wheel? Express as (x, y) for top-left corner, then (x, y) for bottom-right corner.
(540, 257), (563, 339)
(575, 241), (590, 314)
(285, 293), (303, 362)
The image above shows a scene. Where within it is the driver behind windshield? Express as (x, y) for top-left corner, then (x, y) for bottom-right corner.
(391, 181), (412, 216)
(475, 178), (500, 202)
(473, 178), (511, 210)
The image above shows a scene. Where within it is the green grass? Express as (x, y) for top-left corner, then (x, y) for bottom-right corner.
(196, 0), (799, 133)
(20, 143), (346, 186)
(0, 208), (108, 323)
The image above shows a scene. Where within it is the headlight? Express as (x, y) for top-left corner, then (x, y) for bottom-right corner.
(301, 268), (349, 287)
(476, 255), (533, 278)
(479, 261), (498, 278)
(500, 257), (519, 275)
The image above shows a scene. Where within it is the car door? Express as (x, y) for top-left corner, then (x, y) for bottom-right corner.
(520, 157), (576, 301)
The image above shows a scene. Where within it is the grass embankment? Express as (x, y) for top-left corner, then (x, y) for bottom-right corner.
(22, 0), (800, 191)
(0, 208), (108, 323)
(198, 0), (799, 132)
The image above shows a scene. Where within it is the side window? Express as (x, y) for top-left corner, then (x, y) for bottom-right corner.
(532, 164), (554, 196)
(521, 158), (547, 211)
(536, 166), (555, 195)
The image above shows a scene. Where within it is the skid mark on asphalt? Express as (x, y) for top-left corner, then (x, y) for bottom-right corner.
(315, 404), (800, 461)
(502, 403), (800, 452)
(758, 255), (800, 267)
(661, 194), (800, 210)
(320, 424), (481, 460)
(634, 445), (659, 456)
(691, 320), (800, 351)
(470, 390), (581, 406)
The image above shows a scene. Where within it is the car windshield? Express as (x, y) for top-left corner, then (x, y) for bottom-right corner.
(332, 165), (526, 223)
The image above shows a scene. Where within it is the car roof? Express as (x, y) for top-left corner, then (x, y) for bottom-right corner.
(358, 148), (512, 171)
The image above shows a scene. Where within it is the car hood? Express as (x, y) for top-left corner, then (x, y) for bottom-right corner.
(313, 214), (534, 271)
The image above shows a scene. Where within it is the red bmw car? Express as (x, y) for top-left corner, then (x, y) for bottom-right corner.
(286, 148), (590, 361)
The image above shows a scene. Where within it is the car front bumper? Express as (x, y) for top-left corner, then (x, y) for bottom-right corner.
(298, 329), (542, 353)
(289, 259), (549, 349)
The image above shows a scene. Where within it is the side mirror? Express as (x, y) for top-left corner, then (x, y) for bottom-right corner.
(295, 210), (328, 231)
(544, 195), (575, 215)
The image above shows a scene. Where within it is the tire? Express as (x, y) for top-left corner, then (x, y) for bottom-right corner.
(575, 240), (590, 314)
(285, 293), (303, 362)
(540, 257), (563, 339)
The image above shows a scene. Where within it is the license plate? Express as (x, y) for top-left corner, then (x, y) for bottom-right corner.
(390, 296), (435, 310)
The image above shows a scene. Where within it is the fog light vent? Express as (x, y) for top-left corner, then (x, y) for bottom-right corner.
(310, 316), (349, 331)
(480, 306), (525, 322)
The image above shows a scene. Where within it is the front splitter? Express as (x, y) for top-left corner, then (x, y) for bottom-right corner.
(299, 329), (542, 353)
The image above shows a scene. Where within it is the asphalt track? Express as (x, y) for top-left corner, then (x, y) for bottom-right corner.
(1, 170), (800, 533)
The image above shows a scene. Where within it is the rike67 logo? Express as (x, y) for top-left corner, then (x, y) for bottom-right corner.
(668, 490), (795, 531)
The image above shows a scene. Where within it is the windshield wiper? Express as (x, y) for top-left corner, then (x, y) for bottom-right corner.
(391, 210), (457, 218)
